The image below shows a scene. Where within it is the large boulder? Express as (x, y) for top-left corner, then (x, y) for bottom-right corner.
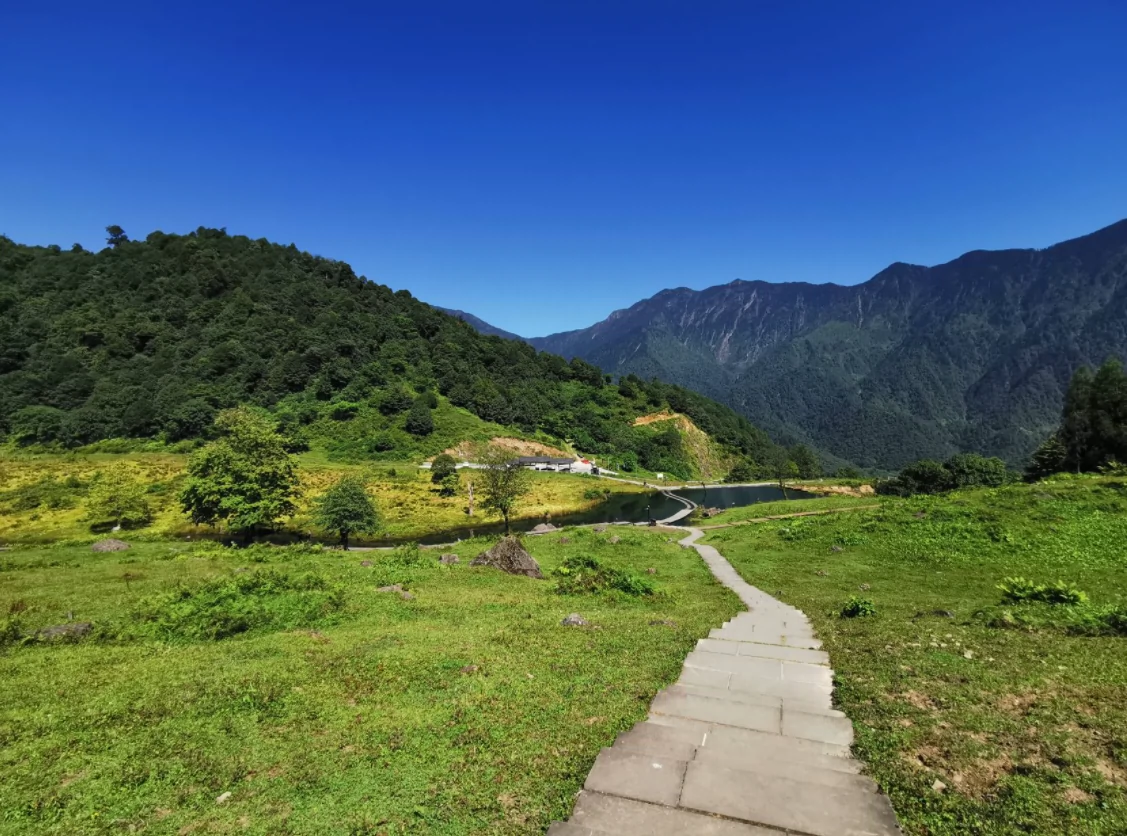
(530, 523), (557, 533)
(470, 536), (543, 579)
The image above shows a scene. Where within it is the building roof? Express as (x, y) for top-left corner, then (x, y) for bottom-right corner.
(512, 456), (574, 465)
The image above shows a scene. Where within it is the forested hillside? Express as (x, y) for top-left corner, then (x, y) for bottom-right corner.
(529, 219), (1127, 470)
(0, 227), (780, 479)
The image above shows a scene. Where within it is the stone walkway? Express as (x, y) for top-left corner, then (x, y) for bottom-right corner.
(547, 528), (901, 836)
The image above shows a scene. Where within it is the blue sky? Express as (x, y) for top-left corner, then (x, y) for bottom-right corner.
(2, 1), (1125, 337)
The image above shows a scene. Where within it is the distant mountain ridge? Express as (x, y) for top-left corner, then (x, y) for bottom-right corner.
(523, 219), (1127, 470)
(436, 307), (524, 341)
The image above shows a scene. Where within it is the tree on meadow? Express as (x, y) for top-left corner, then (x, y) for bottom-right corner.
(430, 453), (457, 483)
(179, 407), (300, 543)
(478, 447), (531, 533)
(313, 475), (380, 549)
(85, 463), (152, 530)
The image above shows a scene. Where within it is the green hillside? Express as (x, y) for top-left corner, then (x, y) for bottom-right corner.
(0, 227), (782, 479)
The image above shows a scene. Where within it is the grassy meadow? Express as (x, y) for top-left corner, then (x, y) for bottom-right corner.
(706, 475), (1127, 835)
(0, 527), (740, 835)
(0, 450), (645, 545)
(697, 493), (878, 526)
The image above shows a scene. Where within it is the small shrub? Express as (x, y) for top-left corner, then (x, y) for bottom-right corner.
(583, 488), (610, 501)
(553, 554), (654, 596)
(128, 569), (344, 642)
(840, 596), (876, 618)
(998, 577), (1088, 606)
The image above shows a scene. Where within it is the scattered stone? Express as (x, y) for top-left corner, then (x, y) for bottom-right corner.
(438, 553), (459, 565)
(470, 536), (544, 579)
(398, 591), (415, 601)
(700, 507), (723, 518)
(37, 622), (92, 641)
(377, 584), (404, 593)
(645, 568), (656, 575)
(461, 664), (479, 674)
(914, 511), (928, 519)
(560, 613), (588, 627)
(859, 583), (871, 591)
(558, 536), (571, 544)
(649, 619), (677, 627)
(531, 523), (557, 533)
(216, 791), (232, 805)
(913, 609), (955, 619)
(593, 524), (608, 533)
(963, 649), (974, 659)
(234, 567), (249, 573)
(831, 545), (843, 553)
(932, 779), (946, 793)
(608, 535), (621, 544)
(91, 539), (130, 552)
(360, 560), (373, 567)
(816, 569), (829, 576)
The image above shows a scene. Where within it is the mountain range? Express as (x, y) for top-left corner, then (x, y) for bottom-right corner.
(462, 220), (1127, 470)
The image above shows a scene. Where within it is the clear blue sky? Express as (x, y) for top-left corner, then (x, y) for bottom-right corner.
(2, 1), (1125, 337)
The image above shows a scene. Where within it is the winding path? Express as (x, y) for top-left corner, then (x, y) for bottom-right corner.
(548, 528), (901, 836)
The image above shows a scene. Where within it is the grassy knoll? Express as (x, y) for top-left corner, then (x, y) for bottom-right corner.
(697, 493), (878, 526)
(0, 527), (739, 835)
(0, 451), (645, 545)
(705, 476), (1127, 835)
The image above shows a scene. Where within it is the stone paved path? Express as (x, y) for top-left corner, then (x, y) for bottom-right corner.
(547, 528), (901, 836)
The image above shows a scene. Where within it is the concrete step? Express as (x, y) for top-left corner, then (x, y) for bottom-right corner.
(689, 745), (879, 792)
(666, 682), (846, 718)
(650, 689), (781, 734)
(695, 637), (830, 665)
(685, 650), (836, 690)
(613, 720), (701, 760)
(583, 747), (688, 807)
(708, 628), (822, 650)
(784, 705), (855, 746)
(726, 672), (834, 706)
(546, 822), (599, 836)
(680, 761), (901, 836)
(569, 791), (777, 835)
(621, 718), (858, 771)
(705, 722), (854, 761)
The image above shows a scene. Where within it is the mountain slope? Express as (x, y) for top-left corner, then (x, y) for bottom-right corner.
(0, 227), (781, 479)
(436, 307), (524, 341)
(531, 219), (1127, 469)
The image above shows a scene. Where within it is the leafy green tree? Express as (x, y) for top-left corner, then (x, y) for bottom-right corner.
(84, 464), (152, 530)
(313, 475), (380, 549)
(438, 472), (460, 497)
(478, 447), (531, 533)
(431, 453), (457, 483)
(105, 225), (129, 248)
(726, 458), (756, 483)
(1041, 358), (1127, 474)
(179, 407), (300, 542)
(1026, 433), (1066, 480)
(945, 453), (1010, 488)
(405, 398), (434, 436)
(789, 444), (821, 479)
(766, 447), (797, 492)
(834, 466), (863, 479)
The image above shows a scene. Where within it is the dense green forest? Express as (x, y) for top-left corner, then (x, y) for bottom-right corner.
(0, 227), (785, 479)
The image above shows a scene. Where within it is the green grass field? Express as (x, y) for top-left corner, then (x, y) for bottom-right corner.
(0, 451), (645, 545)
(705, 476), (1127, 835)
(698, 493), (878, 526)
(0, 527), (739, 835)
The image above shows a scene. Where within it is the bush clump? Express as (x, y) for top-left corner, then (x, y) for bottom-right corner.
(998, 577), (1089, 606)
(129, 569), (344, 641)
(840, 596), (876, 618)
(553, 554), (654, 596)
